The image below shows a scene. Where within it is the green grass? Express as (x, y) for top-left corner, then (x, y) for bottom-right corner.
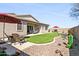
(25, 32), (59, 44)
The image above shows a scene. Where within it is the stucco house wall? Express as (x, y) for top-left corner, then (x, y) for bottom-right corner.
(39, 25), (48, 33)
(0, 21), (27, 38)
(5, 23), (27, 36)
(49, 28), (69, 34)
(0, 22), (3, 38)
(0, 14), (49, 38)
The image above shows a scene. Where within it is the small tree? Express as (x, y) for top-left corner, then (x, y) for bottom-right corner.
(70, 3), (79, 19)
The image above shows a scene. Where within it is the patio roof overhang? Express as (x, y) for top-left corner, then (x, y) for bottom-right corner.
(0, 13), (21, 24)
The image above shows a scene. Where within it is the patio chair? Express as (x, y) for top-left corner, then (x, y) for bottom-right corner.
(12, 33), (26, 45)
(4, 32), (16, 44)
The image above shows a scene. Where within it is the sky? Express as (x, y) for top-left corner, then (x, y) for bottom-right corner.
(0, 3), (79, 28)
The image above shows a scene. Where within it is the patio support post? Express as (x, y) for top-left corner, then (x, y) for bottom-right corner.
(3, 19), (5, 40)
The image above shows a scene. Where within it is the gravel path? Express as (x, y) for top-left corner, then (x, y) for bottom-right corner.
(22, 36), (69, 56)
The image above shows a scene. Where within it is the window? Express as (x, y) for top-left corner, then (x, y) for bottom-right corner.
(17, 24), (23, 31)
(45, 26), (48, 30)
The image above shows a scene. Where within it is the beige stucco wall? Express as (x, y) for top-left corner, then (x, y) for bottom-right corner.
(39, 25), (48, 33)
(0, 21), (27, 38)
(5, 23), (27, 35)
(0, 21), (48, 38)
(58, 28), (69, 34)
(49, 28), (69, 34)
(0, 22), (3, 38)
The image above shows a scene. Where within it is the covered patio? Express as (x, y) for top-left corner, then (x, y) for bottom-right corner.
(26, 21), (41, 34)
(0, 13), (21, 40)
(0, 13), (27, 56)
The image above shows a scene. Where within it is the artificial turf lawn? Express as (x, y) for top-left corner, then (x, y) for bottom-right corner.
(26, 32), (59, 44)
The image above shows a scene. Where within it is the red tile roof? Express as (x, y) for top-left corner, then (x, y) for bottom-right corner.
(0, 13), (21, 24)
(53, 26), (59, 28)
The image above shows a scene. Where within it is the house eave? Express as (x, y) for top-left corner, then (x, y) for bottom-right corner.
(16, 14), (39, 22)
(38, 22), (49, 26)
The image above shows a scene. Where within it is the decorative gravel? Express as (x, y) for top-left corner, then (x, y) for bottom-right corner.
(23, 36), (69, 56)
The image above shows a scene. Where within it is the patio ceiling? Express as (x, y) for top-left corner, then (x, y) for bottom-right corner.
(0, 13), (21, 24)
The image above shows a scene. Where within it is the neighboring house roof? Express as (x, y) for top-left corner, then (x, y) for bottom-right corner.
(53, 26), (59, 28)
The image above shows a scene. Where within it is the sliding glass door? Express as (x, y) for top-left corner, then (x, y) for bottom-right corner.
(27, 25), (33, 34)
